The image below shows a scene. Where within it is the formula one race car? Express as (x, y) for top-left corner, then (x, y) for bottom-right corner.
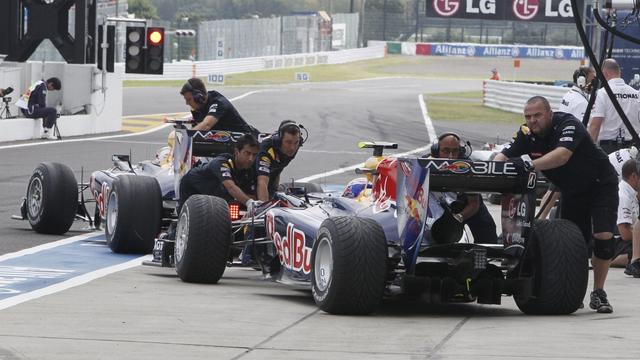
(149, 142), (588, 316)
(13, 121), (257, 254)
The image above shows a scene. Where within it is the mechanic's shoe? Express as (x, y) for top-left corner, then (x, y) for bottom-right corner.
(41, 128), (51, 139)
(625, 259), (640, 278)
(589, 289), (613, 313)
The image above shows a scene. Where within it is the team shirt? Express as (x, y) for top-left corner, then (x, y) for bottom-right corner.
(186, 153), (255, 201)
(502, 112), (616, 195)
(558, 86), (589, 122)
(591, 78), (640, 141)
(256, 135), (297, 194)
(617, 179), (639, 226)
(608, 147), (637, 179)
(191, 90), (257, 134)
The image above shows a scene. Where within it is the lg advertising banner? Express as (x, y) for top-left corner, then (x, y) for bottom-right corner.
(426, 0), (583, 23)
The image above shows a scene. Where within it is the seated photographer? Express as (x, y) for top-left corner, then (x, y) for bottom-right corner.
(14, 78), (61, 139)
(430, 133), (498, 244)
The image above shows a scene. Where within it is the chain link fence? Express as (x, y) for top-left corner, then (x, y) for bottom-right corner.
(198, 13), (359, 60)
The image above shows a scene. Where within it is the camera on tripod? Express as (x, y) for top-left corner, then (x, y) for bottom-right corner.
(0, 86), (15, 119)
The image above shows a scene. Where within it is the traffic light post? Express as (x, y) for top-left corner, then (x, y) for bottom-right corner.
(172, 29), (196, 62)
(100, 17), (165, 75)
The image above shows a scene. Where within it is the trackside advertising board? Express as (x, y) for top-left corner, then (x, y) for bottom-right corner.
(426, 0), (583, 23)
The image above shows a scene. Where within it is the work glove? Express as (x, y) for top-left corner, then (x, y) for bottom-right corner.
(245, 199), (264, 216)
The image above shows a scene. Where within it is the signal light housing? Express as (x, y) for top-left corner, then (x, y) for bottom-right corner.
(145, 27), (164, 75)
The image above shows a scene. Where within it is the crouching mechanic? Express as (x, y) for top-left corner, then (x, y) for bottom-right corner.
(611, 159), (640, 268)
(495, 96), (619, 313)
(431, 133), (498, 244)
(177, 134), (260, 217)
(256, 120), (303, 202)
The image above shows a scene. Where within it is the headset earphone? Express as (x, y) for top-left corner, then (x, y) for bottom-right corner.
(277, 120), (306, 146)
(430, 132), (467, 158)
(574, 68), (588, 88)
(183, 78), (206, 105)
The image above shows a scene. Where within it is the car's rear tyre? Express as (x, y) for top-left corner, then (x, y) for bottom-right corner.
(105, 175), (162, 254)
(175, 195), (231, 284)
(311, 216), (387, 315)
(278, 181), (323, 194)
(26, 162), (77, 235)
(514, 219), (588, 315)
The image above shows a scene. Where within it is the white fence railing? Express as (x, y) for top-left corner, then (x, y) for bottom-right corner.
(483, 80), (568, 113)
(124, 46), (386, 81)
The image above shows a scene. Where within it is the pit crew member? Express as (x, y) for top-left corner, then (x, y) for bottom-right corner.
(431, 133), (498, 244)
(588, 59), (640, 154)
(495, 96), (619, 313)
(611, 159), (639, 268)
(177, 134), (260, 215)
(256, 120), (303, 202)
(180, 77), (259, 135)
(558, 66), (595, 122)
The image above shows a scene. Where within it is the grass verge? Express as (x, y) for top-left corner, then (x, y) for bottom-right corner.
(425, 91), (523, 124)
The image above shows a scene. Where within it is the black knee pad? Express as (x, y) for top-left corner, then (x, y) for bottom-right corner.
(593, 237), (615, 260)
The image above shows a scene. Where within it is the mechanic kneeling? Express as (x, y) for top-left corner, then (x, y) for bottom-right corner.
(430, 133), (498, 244)
(177, 134), (260, 218)
(495, 96), (618, 314)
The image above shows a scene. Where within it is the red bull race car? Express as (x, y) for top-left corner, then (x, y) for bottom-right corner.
(13, 121), (257, 254)
(149, 142), (588, 316)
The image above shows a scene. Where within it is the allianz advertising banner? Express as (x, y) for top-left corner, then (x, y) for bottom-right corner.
(426, 0), (583, 23)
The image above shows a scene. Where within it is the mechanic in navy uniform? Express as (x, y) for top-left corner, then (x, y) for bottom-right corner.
(177, 134), (260, 215)
(15, 77), (61, 139)
(588, 59), (640, 154)
(180, 77), (259, 135)
(495, 96), (619, 313)
(431, 133), (498, 244)
(256, 120), (303, 202)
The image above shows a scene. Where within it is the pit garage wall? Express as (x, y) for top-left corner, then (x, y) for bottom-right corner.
(0, 61), (122, 142)
(369, 40), (585, 60)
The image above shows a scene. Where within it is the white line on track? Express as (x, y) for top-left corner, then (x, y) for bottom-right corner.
(0, 90), (268, 151)
(297, 94), (436, 182)
(0, 253), (150, 311)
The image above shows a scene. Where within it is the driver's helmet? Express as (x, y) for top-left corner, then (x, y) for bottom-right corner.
(343, 177), (370, 198)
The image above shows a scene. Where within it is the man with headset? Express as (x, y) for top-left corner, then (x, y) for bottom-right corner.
(430, 133), (498, 244)
(177, 134), (260, 214)
(179, 77), (259, 135)
(256, 120), (303, 202)
(559, 65), (595, 122)
(588, 59), (640, 154)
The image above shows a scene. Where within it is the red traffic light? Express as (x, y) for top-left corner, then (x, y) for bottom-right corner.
(148, 30), (163, 45)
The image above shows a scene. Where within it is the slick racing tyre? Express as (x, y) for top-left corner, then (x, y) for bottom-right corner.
(175, 195), (231, 284)
(278, 181), (323, 194)
(513, 219), (588, 315)
(26, 162), (77, 235)
(105, 175), (162, 254)
(311, 216), (387, 315)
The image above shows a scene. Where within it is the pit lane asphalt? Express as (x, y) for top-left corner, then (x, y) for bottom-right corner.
(0, 78), (638, 359)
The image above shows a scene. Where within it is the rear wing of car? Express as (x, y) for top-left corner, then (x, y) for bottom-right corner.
(396, 156), (536, 259)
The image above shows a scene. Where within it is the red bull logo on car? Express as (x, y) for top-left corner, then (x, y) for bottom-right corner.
(266, 214), (312, 274)
(203, 131), (231, 142)
(439, 161), (471, 174)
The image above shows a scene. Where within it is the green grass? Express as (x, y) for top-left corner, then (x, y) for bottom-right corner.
(123, 55), (421, 87)
(426, 92), (523, 124)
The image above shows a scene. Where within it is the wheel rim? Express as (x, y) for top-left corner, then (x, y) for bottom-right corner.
(27, 177), (43, 219)
(314, 237), (333, 292)
(175, 209), (189, 263)
(106, 191), (118, 236)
